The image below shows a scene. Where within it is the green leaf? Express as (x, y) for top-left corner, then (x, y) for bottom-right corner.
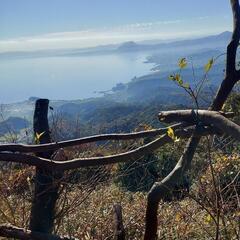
(168, 75), (175, 81)
(182, 83), (190, 89)
(175, 74), (183, 86)
(175, 73), (182, 82)
(204, 58), (214, 72)
(178, 58), (187, 69)
(168, 73), (189, 88)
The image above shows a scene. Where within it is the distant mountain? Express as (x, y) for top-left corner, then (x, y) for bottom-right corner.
(0, 31), (232, 60)
(117, 31), (231, 53)
(0, 117), (30, 135)
(117, 41), (141, 52)
(162, 31), (231, 48)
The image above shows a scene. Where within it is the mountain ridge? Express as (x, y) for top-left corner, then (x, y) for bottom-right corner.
(0, 31), (232, 59)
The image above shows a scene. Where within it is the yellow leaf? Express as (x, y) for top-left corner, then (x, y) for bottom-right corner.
(167, 127), (175, 140)
(35, 131), (45, 144)
(178, 58), (187, 69)
(175, 74), (181, 82)
(204, 58), (214, 72)
(169, 74), (183, 85)
(205, 214), (212, 224)
(167, 127), (180, 142)
(175, 213), (181, 222)
(223, 156), (228, 161)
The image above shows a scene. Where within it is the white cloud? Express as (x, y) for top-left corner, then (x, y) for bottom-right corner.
(0, 16), (230, 53)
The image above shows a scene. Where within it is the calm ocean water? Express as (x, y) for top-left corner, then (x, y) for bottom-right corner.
(0, 52), (154, 103)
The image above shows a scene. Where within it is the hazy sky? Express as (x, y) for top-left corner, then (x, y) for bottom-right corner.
(0, 0), (233, 52)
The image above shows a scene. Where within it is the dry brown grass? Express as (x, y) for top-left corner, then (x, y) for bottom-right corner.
(0, 152), (239, 239)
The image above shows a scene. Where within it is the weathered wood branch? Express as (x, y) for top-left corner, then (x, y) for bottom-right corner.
(159, 111), (235, 123)
(0, 127), (217, 170)
(159, 110), (234, 122)
(144, 130), (201, 240)
(211, 0), (240, 110)
(0, 123), (186, 153)
(0, 224), (78, 240)
(226, 0), (240, 77)
(159, 109), (240, 141)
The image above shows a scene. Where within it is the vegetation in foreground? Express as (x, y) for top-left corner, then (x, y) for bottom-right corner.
(0, 133), (239, 239)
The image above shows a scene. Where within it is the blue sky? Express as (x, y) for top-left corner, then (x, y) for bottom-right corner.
(0, 0), (233, 52)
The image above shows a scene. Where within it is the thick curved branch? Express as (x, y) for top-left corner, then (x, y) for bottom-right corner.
(159, 110), (234, 124)
(144, 130), (200, 240)
(0, 127), (217, 170)
(0, 123), (186, 153)
(232, 0), (240, 78)
(0, 224), (78, 240)
(211, 0), (240, 110)
(227, 0), (240, 76)
(159, 110), (240, 141)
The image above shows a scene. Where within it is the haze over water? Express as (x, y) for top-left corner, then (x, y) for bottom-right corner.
(0, 52), (154, 103)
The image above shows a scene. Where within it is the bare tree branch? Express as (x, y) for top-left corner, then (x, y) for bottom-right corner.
(227, 0), (240, 76)
(0, 127), (217, 170)
(158, 109), (240, 141)
(211, 0), (240, 110)
(144, 131), (200, 240)
(0, 123), (186, 153)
